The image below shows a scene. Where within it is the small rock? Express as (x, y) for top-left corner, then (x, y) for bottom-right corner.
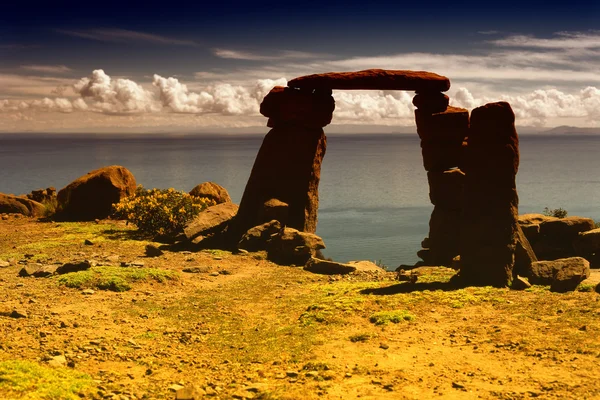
(285, 371), (299, 378)
(18, 265), (41, 277)
(168, 383), (185, 392)
(0, 260), (9, 268)
(145, 244), (163, 257)
(84, 239), (94, 246)
(48, 355), (67, 368)
(32, 265), (58, 278)
(511, 276), (531, 290)
(182, 266), (210, 274)
(10, 309), (28, 319)
(209, 272), (219, 277)
(56, 261), (92, 275)
(131, 260), (145, 267)
(176, 385), (205, 400)
(379, 343), (389, 350)
(452, 382), (466, 389)
(81, 289), (95, 295)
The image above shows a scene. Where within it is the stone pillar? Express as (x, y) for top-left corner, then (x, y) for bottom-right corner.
(414, 92), (469, 267)
(459, 101), (519, 287)
(228, 86), (334, 246)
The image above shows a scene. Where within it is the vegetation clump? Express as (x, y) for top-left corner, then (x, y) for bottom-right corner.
(542, 207), (568, 218)
(56, 266), (179, 292)
(369, 310), (415, 325)
(0, 360), (94, 399)
(112, 186), (216, 236)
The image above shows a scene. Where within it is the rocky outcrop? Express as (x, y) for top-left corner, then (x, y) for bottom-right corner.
(527, 257), (590, 287)
(27, 187), (56, 204)
(573, 228), (600, 268)
(257, 199), (289, 227)
(189, 182), (231, 204)
(0, 193), (46, 217)
(229, 86), (331, 246)
(304, 258), (386, 275)
(459, 102), (520, 287)
(288, 69), (450, 92)
(266, 228), (325, 266)
(57, 166), (136, 221)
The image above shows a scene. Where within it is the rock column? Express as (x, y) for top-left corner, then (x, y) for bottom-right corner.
(228, 86), (334, 245)
(414, 92), (469, 266)
(459, 102), (519, 287)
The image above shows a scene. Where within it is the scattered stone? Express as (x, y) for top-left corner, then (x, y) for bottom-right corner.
(182, 266), (210, 274)
(238, 220), (282, 252)
(48, 355), (67, 368)
(267, 228), (325, 265)
(56, 165), (137, 221)
(288, 69), (451, 92)
(56, 261), (91, 275)
(32, 265), (58, 278)
(183, 202), (239, 240)
(176, 385), (205, 400)
(18, 265), (41, 277)
(189, 182), (231, 205)
(84, 239), (94, 245)
(285, 371), (299, 378)
(511, 276), (532, 290)
(452, 382), (466, 390)
(82, 289), (95, 295)
(0, 260), (10, 268)
(551, 258), (591, 293)
(347, 260), (387, 273)
(131, 260), (145, 267)
(529, 257), (590, 286)
(10, 309), (28, 319)
(145, 244), (163, 257)
(304, 258), (356, 275)
(379, 343), (390, 350)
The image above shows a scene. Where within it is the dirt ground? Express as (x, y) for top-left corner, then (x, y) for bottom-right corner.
(1, 215), (600, 400)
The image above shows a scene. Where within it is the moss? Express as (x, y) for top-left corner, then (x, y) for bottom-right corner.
(369, 310), (415, 325)
(0, 360), (94, 399)
(349, 333), (372, 342)
(56, 266), (179, 292)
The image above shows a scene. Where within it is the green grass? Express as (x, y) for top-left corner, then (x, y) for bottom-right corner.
(369, 310), (415, 325)
(56, 266), (179, 292)
(0, 360), (94, 399)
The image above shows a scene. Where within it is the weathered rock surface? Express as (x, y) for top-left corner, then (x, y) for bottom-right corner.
(514, 224), (538, 276)
(459, 102), (519, 287)
(260, 86), (335, 128)
(189, 182), (231, 204)
(288, 69), (450, 92)
(528, 257), (590, 286)
(304, 258), (386, 275)
(238, 220), (282, 252)
(184, 203), (239, 240)
(518, 213), (558, 225)
(573, 228), (600, 255)
(57, 165), (136, 221)
(0, 193), (46, 217)
(266, 228), (325, 266)
(533, 217), (596, 260)
(27, 187), (56, 204)
(412, 92), (449, 113)
(229, 125), (326, 245)
(551, 258), (591, 292)
(258, 198), (289, 227)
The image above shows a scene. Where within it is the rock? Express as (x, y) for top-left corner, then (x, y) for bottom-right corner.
(596, 283), (600, 294)
(168, 383), (185, 392)
(260, 86), (335, 128)
(551, 258), (591, 292)
(18, 265), (41, 277)
(520, 223), (541, 245)
(511, 276), (532, 290)
(0, 260), (9, 268)
(56, 261), (92, 275)
(57, 165), (137, 221)
(176, 385), (205, 400)
(514, 224), (537, 276)
(573, 228), (600, 261)
(534, 217), (596, 260)
(460, 102), (519, 287)
(238, 220), (282, 252)
(528, 257), (590, 287)
(10, 309), (28, 318)
(189, 182), (231, 204)
(0, 193), (46, 217)
(26, 187), (56, 204)
(413, 92), (449, 113)
(145, 244), (163, 257)
(258, 198), (289, 226)
(84, 239), (93, 245)
(288, 69), (450, 92)
(229, 125), (326, 245)
(305, 258), (356, 275)
(32, 265), (58, 278)
(267, 228), (325, 265)
(48, 355), (67, 368)
(347, 260), (387, 273)
(518, 213), (558, 225)
(182, 266), (210, 274)
(184, 202), (238, 240)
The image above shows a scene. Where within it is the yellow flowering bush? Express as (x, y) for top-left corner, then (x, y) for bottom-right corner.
(113, 186), (216, 237)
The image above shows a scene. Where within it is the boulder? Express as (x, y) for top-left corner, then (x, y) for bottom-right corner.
(184, 203), (239, 241)
(347, 260), (387, 273)
(260, 86), (335, 129)
(459, 102), (519, 287)
(288, 69), (451, 92)
(0, 193), (46, 217)
(518, 213), (558, 225)
(189, 182), (231, 204)
(56, 261), (92, 275)
(528, 257), (590, 286)
(514, 224), (538, 276)
(412, 92), (449, 113)
(238, 220), (282, 252)
(266, 228), (325, 266)
(520, 223), (541, 245)
(533, 217), (596, 260)
(304, 259), (386, 275)
(57, 166), (136, 221)
(27, 187), (56, 204)
(573, 228), (600, 257)
(258, 199), (289, 226)
(551, 258), (591, 293)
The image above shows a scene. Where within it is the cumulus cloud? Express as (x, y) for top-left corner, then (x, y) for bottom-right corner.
(332, 90), (414, 122)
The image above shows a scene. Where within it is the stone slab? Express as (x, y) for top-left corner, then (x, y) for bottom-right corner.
(288, 69), (450, 92)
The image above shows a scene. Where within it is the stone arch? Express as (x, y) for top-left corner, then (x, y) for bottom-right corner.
(229, 69), (520, 287)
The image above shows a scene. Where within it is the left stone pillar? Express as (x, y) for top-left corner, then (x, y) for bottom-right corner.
(228, 86), (335, 246)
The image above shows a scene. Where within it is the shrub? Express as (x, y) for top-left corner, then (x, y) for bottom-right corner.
(542, 207), (568, 218)
(112, 186), (216, 237)
(369, 310), (415, 325)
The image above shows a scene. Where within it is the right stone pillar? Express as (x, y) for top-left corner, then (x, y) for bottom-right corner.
(459, 101), (520, 287)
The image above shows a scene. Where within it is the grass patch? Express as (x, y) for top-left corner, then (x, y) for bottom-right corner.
(369, 310), (415, 325)
(0, 360), (94, 399)
(349, 333), (372, 343)
(577, 283), (596, 292)
(56, 266), (179, 292)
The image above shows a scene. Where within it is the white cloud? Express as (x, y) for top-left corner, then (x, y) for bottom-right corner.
(491, 31), (600, 49)
(213, 48), (325, 61)
(21, 65), (72, 74)
(56, 28), (198, 46)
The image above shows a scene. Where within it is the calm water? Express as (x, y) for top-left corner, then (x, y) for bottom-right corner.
(1, 133), (599, 268)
